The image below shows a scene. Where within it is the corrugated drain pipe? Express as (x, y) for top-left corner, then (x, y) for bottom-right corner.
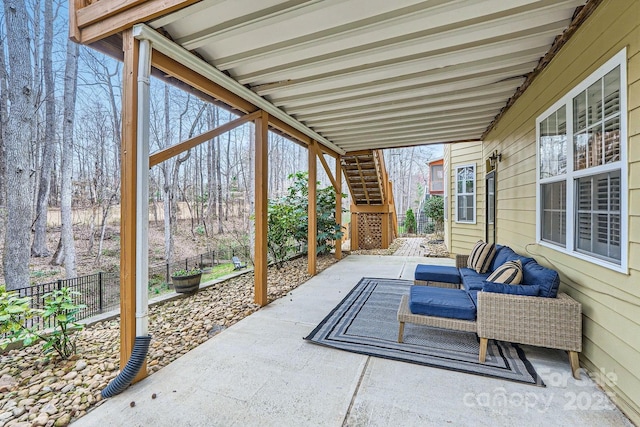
(102, 38), (153, 399)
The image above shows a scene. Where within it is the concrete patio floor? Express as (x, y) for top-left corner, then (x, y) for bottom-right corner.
(73, 255), (632, 426)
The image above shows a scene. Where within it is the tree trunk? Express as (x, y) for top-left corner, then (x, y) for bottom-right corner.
(0, 21), (9, 207)
(163, 165), (173, 264)
(3, 0), (34, 290)
(31, 0), (56, 257)
(247, 123), (255, 261)
(225, 121), (231, 220)
(95, 193), (116, 267)
(53, 40), (79, 277)
(216, 113), (223, 234)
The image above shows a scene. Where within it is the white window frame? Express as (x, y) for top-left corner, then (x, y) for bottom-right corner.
(455, 164), (476, 224)
(536, 48), (628, 273)
(444, 165), (448, 221)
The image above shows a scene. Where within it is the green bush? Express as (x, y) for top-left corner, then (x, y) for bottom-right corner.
(424, 196), (444, 232)
(0, 286), (85, 359)
(267, 172), (345, 267)
(405, 208), (416, 234)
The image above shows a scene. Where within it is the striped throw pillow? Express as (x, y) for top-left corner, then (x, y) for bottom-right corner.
(487, 260), (523, 284)
(467, 241), (496, 273)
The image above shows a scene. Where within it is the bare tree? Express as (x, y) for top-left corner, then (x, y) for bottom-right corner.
(3, 0), (34, 290)
(31, 0), (55, 257)
(0, 22), (9, 207)
(51, 39), (79, 276)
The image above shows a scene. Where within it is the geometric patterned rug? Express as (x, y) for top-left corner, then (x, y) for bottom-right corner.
(304, 277), (544, 386)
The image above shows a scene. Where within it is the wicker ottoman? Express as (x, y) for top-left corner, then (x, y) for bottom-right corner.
(397, 294), (477, 343)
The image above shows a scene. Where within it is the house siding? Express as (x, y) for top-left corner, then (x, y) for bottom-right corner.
(480, 0), (640, 422)
(445, 142), (484, 256)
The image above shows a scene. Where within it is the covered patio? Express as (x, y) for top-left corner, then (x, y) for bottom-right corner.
(65, 0), (640, 424)
(72, 255), (630, 426)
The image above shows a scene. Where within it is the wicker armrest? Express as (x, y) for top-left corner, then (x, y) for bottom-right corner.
(477, 292), (582, 352)
(455, 254), (469, 269)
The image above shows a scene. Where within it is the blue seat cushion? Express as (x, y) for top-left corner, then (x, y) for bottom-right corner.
(490, 246), (534, 273)
(522, 262), (560, 298)
(482, 281), (541, 296)
(459, 268), (490, 291)
(409, 286), (476, 321)
(414, 265), (461, 284)
(468, 289), (479, 307)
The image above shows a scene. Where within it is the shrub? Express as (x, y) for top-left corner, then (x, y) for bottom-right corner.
(0, 286), (85, 359)
(405, 208), (416, 234)
(266, 172), (345, 267)
(424, 196), (444, 232)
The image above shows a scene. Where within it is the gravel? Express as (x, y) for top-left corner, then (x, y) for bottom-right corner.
(0, 255), (339, 427)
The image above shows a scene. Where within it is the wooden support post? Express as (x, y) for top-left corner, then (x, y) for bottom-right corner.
(254, 111), (268, 306)
(335, 155), (342, 260)
(351, 212), (359, 250)
(381, 213), (390, 249)
(308, 142), (317, 275)
(388, 181), (398, 239)
(120, 30), (146, 381)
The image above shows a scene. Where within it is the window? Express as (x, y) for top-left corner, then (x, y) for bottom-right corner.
(456, 164), (475, 223)
(430, 164), (444, 193)
(536, 49), (627, 272)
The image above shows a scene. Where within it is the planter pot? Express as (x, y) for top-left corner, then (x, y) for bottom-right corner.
(171, 272), (202, 294)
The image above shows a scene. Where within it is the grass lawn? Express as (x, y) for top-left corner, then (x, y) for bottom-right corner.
(202, 263), (237, 282)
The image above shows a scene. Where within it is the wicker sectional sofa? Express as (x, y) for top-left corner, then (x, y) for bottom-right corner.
(398, 245), (583, 379)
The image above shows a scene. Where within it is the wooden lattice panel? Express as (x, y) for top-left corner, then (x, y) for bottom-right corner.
(357, 213), (382, 249)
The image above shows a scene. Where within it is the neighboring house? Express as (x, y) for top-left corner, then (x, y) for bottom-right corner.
(427, 158), (444, 196)
(444, 1), (639, 423)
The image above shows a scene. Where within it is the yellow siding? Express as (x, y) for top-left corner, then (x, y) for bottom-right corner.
(479, 0), (640, 422)
(447, 142), (484, 255)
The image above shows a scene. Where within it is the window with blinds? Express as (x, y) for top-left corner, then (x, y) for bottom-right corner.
(536, 49), (626, 272)
(455, 165), (475, 223)
(575, 171), (621, 262)
(541, 181), (566, 246)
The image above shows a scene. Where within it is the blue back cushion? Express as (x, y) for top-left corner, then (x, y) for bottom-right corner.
(490, 246), (534, 272)
(522, 262), (560, 298)
(482, 281), (540, 296)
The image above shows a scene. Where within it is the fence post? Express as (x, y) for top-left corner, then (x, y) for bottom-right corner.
(98, 272), (104, 312)
(57, 279), (63, 291)
(166, 263), (170, 283)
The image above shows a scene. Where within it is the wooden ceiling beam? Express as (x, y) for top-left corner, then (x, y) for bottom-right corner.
(152, 50), (257, 114)
(75, 0), (201, 44)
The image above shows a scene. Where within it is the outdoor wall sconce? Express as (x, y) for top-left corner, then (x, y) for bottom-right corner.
(488, 150), (502, 168)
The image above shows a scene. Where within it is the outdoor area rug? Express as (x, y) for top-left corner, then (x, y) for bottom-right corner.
(304, 277), (543, 386)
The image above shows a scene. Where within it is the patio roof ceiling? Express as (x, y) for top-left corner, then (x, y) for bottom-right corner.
(137, 0), (587, 153)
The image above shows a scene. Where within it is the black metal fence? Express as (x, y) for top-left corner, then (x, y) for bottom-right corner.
(4, 241), (304, 336)
(7, 247), (250, 334)
(397, 212), (435, 236)
(17, 272), (120, 330)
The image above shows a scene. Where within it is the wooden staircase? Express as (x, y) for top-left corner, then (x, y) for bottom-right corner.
(341, 150), (385, 205)
(341, 150), (398, 250)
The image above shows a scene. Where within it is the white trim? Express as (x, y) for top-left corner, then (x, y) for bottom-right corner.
(535, 48), (628, 274)
(455, 163), (476, 224)
(444, 158), (449, 222)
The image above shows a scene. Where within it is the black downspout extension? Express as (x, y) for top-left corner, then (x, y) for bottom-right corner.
(101, 335), (152, 399)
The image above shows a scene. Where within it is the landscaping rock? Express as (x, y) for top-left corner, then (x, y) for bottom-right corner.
(0, 255), (339, 426)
